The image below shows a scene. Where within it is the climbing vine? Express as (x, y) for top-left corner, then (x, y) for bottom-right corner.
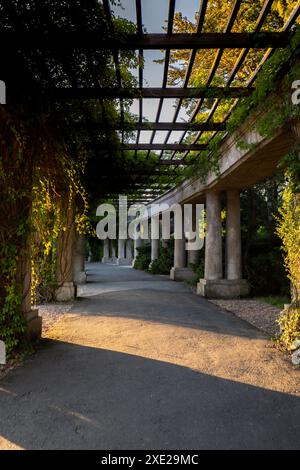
(0, 108), (34, 356)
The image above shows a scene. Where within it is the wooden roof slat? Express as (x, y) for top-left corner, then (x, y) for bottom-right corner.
(158, 0), (208, 160)
(30, 86), (253, 99)
(135, 0), (143, 157)
(148, 0), (176, 156)
(1, 32), (289, 50)
(123, 143), (207, 151)
(102, 0), (124, 144)
(181, 0), (280, 161)
(122, 122), (225, 131)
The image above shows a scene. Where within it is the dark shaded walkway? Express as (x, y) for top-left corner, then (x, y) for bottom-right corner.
(0, 263), (299, 449)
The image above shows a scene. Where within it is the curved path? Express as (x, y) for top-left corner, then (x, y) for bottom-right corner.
(0, 263), (299, 449)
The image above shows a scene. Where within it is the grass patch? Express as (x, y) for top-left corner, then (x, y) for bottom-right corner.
(257, 296), (290, 309)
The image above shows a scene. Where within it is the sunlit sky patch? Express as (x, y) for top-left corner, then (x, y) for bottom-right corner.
(110, 0), (201, 143)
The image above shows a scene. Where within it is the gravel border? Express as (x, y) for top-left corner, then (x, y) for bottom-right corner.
(36, 302), (73, 335)
(0, 302), (73, 380)
(209, 299), (282, 337)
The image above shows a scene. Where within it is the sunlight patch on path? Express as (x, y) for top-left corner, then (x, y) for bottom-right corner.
(45, 313), (300, 396)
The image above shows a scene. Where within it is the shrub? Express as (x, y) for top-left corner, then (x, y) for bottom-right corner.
(244, 244), (290, 296)
(149, 242), (174, 275)
(276, 186), (300, 303)
(133, 243), (151, 270)
(189, 251), (205, 285)
(276, 308), (300, 351)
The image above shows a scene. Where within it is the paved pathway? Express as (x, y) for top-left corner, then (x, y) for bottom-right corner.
(0, 263), (299, 449)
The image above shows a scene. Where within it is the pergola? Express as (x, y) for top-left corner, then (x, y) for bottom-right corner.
(2, 0), (300, 203)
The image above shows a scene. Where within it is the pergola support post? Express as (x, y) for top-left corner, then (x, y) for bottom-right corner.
(73, 235), (87, 285)
(18, 224), (42, 340)
(55, 192), (76, 301)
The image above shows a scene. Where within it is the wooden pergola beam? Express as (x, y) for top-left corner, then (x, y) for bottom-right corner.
(1, 32), (289, 50)
(120, 122), (225, 131)
(159, 159), (191, 165)
(22, 87), (253, 100)
(123, 143), (207, 151)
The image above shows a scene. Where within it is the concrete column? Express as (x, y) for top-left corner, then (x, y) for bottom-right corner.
(170, 205), (194, 281)
(226, 190), (241, 280)
(126, 239), (133, 261)
(118, 238), (125, 260)
(73, 235), (87, 284)
(134, 237), (142, 258)
(117, 238), (131, 265)
(174, 238), (186, 268)
(187, 204), (201, 267)
(151, 238), (159, 262)
(133, 236), (142, 266)
(110, 242), (117, 263)
(102, 238), (110, 263)
(205, 190), (223, 280)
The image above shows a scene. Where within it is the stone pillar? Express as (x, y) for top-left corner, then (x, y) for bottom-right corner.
(126, 239), (133, 262)
(118, 238), (125, 260)
(205, 190), (223, 280)
(151, 238), (159, 262)
(133, 236), (142, 266)
(102, 238), (110, 263)
(197, 190), (222, 297)
(187, 203), (201, 271)
(117, 238), (131, 265)
(226, 190), (241, 280)
(197, 189), (249, 298)
(110, 242), (117, 264)
(73, 235), (87, 285)
(225, 190), (249, 296)
(170, 207), (189, 281)
(55, 192), (76, 301)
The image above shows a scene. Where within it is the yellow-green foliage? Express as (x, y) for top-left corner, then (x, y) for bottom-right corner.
(276, 186), (300, 301)
(276, 183), (300, 352)
(277, 308), (300, 351)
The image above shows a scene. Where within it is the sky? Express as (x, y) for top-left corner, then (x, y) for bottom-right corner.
(109, 0), (201, 144)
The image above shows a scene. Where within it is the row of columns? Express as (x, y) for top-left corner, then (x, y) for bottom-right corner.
(102, 238), (133, 265)
(101, 188), (249, 298)
(145, 189), (249, 298)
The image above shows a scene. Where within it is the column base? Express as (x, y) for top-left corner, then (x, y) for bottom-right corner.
(117, 258), (133, 266)
(170, 267), (194, 282)
(73, 271), (87, 285)
(55, 282), (76, 301)
(101, 257), (112, 264)
(197, 278), (249, 299)
(24, 309), (42, 340)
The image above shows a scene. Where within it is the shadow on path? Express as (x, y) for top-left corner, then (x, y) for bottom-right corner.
(0, 340), (299, 450)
